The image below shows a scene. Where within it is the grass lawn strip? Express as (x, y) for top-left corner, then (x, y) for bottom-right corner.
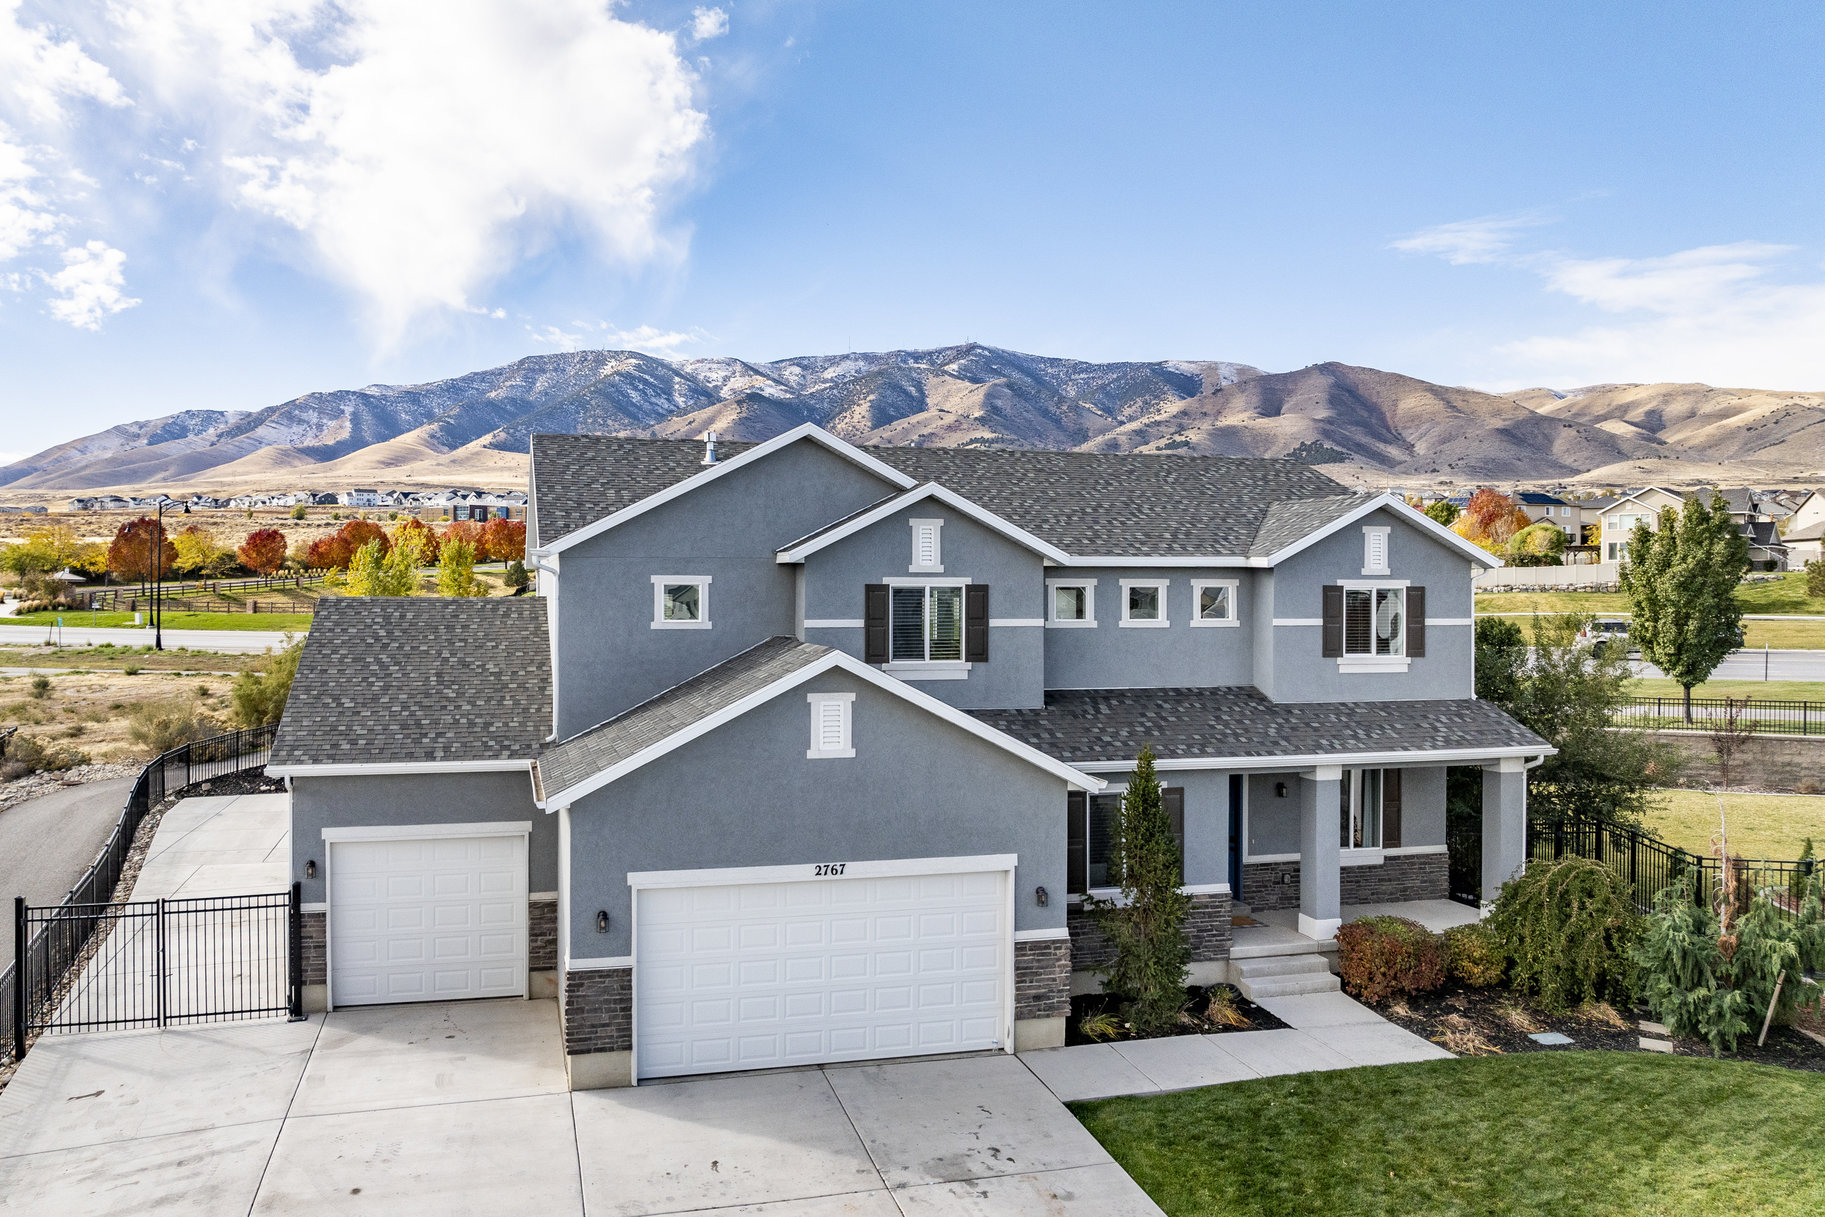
(1624, 676), (1825, 701)
(1072, 1053), (1825, 1216)
(6, 609), (312, 631)
(1642, 788), (1825, 859)
(1476, 571), (1825, 618)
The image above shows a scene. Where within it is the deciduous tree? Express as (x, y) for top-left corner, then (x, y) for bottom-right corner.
(171, 525), (234, 578)
(237, 528), (289, 575)
(0, 525), (84, 577)
(479, 516), (526, 562)
(390, 517), (441, 565)
(106, 517), (177, 588)
(1422, 499), (1460, 527)
(1621, 493), (1749, 722)
(436, 538), (488, 598)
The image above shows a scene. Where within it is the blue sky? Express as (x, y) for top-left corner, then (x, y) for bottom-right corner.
(3, 1), (1824, 458)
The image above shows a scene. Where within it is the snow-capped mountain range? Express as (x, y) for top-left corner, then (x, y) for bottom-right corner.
(6, 343), (1825, 493)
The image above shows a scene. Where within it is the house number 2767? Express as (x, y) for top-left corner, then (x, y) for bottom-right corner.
(813, 863), (847, 877)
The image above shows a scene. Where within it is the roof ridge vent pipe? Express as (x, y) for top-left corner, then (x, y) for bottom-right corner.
(701, 429), (719, 465)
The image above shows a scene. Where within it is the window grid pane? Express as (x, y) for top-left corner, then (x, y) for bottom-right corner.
(927, 586), (963, 661)
(663, 584), (699, 621)
(1087, 793), (1122, 888)
(1054, 586), (1086, 621)
(1128, 585), (1160, 620)
(1199, 586), (1230, 620)
(889, 587), (926, 660)
(1375, 588), (1403, 656)
(1343, 589), (1372, 654)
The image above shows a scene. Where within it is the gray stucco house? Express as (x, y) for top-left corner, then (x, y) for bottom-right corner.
(268, 424), (1548, 1090)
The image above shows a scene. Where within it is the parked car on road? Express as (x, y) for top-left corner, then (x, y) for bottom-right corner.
(1579, 618), (1633, 656)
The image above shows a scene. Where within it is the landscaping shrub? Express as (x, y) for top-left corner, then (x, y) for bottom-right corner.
(0, 732), (89, 781)
(1444, 922), (1506, 987)
(1487, 856), (1641, 1012)
(127, 701), (222, 754)
(29, 674), (50, 698)
(1334, 916), (1446, 1003)
(1634, 870), (1825, 1055)
(231, 636), (303, 727)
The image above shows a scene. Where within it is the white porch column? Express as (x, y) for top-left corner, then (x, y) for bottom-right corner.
(1298, 764), (1343, 940)
(1481, 757), (1529, 904)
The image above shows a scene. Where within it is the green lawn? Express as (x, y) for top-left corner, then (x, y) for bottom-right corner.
(1476, 572), (1825, 619)
(1072, 1053), (1825, 1217)
(5, 609), (312, 631)
(1643, 788), (1825, 859)
(1625, 676), (1825, 700)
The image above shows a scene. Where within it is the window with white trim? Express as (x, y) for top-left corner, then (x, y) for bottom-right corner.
(651, 576), (711, 629)
(891, 583), (965, 661)
(806, 692), (855, 759)
(1189, 579), (1237, 627)
(1343, 585), (1403, 656)
(1119, 579), (1169, 628)
(1047, 579), (1096, 627)
(909, 518), (943, 572)
(1362, 525), (1390, 575)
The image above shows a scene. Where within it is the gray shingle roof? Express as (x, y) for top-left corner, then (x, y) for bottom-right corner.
(270, 597), (552, 768)
(530, 433), (1353, 556)
(970, 688), (1547, 765)
(534, 637), (829, 799)
(1249, 493), (1380, 557)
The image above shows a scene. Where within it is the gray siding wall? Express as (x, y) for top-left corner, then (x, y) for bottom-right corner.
(563, 669), (1071, 957)
(288, 771), (555, 904)
(1268, 508), (1476, 702)
(1091, 768), (1235, 890)
(1243, 764), (1447, 860)
(800, 505), (1046, 710)
(1042, 568), (1257, 691)
(552, 440), (897, 735)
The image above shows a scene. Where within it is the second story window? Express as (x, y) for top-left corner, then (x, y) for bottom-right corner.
(651, 575), (711, 630)
(1119, 579), (1169, 628)
(1190, 579), (1237, 627)
(891, 584), (964, 661)
(1344, 586), (1403, 656)
(1047, 579), (1096, 627)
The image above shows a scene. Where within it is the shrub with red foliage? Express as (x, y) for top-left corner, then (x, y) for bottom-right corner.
(237, 528), (288, 575)
(303, 519), (390, 571)
(1334, 915), (1447, 1004)
(478, 517), (525, 562)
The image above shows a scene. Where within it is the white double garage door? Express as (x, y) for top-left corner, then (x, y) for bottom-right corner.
(326, 833), (1013, 1080)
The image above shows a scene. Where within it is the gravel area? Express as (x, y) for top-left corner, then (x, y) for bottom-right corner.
(0, 761), (141, 814)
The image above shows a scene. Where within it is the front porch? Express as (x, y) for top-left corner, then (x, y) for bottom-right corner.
(1227, 898), (1483, 1001)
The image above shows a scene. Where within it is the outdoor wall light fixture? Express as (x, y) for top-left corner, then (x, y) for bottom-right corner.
(305, 859), (317, 879)
(596, 910), (610, 933)
(1275, 782), (1288, 798)
(1035, 886), (1048, 907)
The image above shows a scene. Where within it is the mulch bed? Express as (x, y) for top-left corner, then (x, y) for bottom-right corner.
(1374, 984), (1825, 1073)
(1066, 983), (1291, 1046)
(181, 767), (285, 799)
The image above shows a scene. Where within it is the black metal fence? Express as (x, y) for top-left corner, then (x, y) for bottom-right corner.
(14, 889), (299, 1051)
(1, 722), (279, 1061)
(1528, 813), (1816, 922)
(1612, 696), (1825, 736)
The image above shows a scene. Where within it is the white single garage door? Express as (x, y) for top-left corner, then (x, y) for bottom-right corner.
(328, 832), (528, 1007)
(635, 863), (1009, 1080)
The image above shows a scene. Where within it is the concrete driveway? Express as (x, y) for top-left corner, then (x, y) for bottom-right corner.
(0, 999), (1161, 1215)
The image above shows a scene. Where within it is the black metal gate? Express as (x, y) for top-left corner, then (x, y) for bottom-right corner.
(13, 886), (301, 1058)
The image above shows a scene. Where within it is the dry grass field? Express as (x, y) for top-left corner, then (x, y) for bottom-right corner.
(0, 667), (243, 769)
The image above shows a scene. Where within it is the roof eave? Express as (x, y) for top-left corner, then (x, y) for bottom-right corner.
(1257, 492), (1504, 569)
(774, 482), (1071, 565)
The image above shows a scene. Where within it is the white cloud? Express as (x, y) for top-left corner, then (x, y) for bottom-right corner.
(527, 319), (703, 356)
(110, 0), (708, 343)
(0, 123), (60, 261)
(1391, 213), (1548, 265)
(690, 7), (730, 41)
(0, 0), (131, 124)
(42, 238), (139, 328)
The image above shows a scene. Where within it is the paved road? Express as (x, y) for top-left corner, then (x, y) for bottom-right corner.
(0, 624), (296, 654)
(1632, 649), (1825, 682)
(0, 776), (136, 963)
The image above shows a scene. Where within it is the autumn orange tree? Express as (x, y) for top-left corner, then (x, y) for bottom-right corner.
(304, 519), (389, 571)
(390, 517), (441, 565)
(1453, 488), (1529, 552)
(237, 528), (289, 575)
(479, 517), (525, 562)
(106, 517), (177, 592)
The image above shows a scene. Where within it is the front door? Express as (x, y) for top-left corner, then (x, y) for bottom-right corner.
(1228, 773), (1244, 899)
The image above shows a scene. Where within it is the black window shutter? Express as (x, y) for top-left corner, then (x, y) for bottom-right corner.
(863, 584), (889, 664)
(1067, 791), (1087, 894)
(1382, 769), (1403, 848)
(1163, 787), (1185, 885)
(1321, 585), (1345, 657)
(965, 585), (990, 662)
(1406, 586), (1426, 658)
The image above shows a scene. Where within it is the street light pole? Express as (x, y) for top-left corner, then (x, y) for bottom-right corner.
(152, 497), (189, 651)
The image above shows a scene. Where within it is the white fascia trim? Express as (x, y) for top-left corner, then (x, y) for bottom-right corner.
(542, 424), (917, 557)
(1273, 618), (1323, 626)
(565, 955), (634, 971)
(989, 618), (1044, 627)
(267, 760), (532, 778)
(775, 482), (1070, 565)
(529, 891), (559, 901)
(1061, 556), (1249, 567)
(804, 618), (864, 629)
(628, 853), (1019, 890)
(1257, 492), (1504, 570)
(322, 820), (532, 843)
(537, 651), (1104, 807)
(300, 901), (328, 913)
(1013, 927), (1070, 942)
(1072, 745), (1554, 773)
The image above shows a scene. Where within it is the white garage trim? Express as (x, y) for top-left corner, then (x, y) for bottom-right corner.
(323, 821), (531, 843)
(628, 856), (1017, 1083)
(627, 853), (1018, 890)
(324, 825), (531, 1011)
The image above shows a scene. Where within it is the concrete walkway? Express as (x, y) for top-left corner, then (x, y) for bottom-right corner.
(1022, 991), (1453, 1103)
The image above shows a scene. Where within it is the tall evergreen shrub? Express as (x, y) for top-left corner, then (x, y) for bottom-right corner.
(1090, 745), (1191, 1034)
(1487, 856), (1641, 1012)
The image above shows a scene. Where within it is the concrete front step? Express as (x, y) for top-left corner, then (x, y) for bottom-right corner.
(1237, 972), (1342, 1000)
(1233, 955), (1333, 980)
(1230, 937), (1338, 961)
